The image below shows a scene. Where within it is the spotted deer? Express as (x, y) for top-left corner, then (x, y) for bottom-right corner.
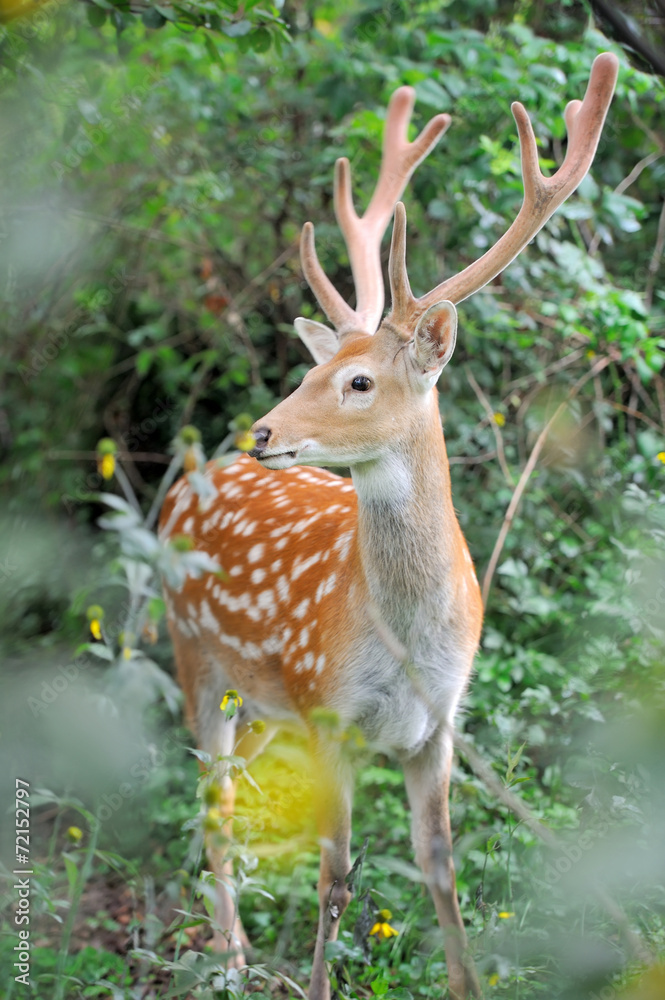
(160, 53), (618, 1000)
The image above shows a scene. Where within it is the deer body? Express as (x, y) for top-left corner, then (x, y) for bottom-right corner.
(162, 382), (482, 754)
(161, 55), (618, 1000)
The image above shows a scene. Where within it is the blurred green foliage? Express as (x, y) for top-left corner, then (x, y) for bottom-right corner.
(1, 1), (665, 998)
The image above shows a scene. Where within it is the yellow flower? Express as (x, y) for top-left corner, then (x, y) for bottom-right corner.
(220, 690), (243, 712)
(67, 825), (83, 842)
(369, 909), (399, 941)
(123, 646), (132, 660)
(498, 911), (515, 919)
(235, 430), (256, 452)
(586, 349), (596, 359)
(183, 446), (199, 473)
(96, 438), (117, 479)
(657, 452), (665, 465)
(86, 605), (104, 640)
(488, 972), (499, 986)
(493, 412), (505, 427)
(203, 807), (223, 832)
(99, 452), (115, 480)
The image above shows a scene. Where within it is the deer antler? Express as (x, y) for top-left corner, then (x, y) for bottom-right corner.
(387, 52), (620, 329)
(301, 87), (451, 336)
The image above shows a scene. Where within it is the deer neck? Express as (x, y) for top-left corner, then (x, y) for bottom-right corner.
(350, 390), (460, 639)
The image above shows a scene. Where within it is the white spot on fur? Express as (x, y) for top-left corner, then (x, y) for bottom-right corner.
(292, 551), (322, 580)
(270, 524), (292, 538)
(262, 635), (283, 655)
(248, 543), (265, 564)
(293, 597), (310, 619)
(333, 530), (354, 561)
(200, 600), (220, 635)
(251, 568), (266, 585)
(257, 589), (276, 616)
(315, 573), (337, 602)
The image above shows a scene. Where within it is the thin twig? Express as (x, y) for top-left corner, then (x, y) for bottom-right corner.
(46, 450), (172, 463)
(66, 207), (211, 255)
(481, 356), (610, 606)
(448, 450), (498, 466)
(367, 596), (653, 968)
(588, 152), (662, 257)
(234, 240), (300, 309)
(610, 401), (664, 434)
(453, 735), (653, 965)
(466, 368), (514, 486)
(503, 347), (589, 393)
(645, 198), (665, 312)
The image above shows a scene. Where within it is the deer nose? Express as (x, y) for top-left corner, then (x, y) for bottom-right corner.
(249, 426), (271, 456)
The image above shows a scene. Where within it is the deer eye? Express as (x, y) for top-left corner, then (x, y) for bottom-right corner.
(351, 375), (372, 392)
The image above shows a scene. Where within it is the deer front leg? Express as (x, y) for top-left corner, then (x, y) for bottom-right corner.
(309, 750), (354, 1000)
(402, 729), (481, 1000)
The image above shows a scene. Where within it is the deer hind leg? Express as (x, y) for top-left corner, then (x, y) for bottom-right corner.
(198, 695), (277, 966)
(402, 729), (481, 1000)
(309, 748), (354, 1000)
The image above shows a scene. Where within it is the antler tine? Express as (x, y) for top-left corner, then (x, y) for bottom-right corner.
(300, 221), (359, 333)
(388, 202), (417, 329)
(417, 52), (619, 311)
(300, 86), (451, 338)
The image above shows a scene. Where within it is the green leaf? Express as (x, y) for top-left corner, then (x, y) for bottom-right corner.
(87, 6), (107, 27)
(203, 33), (225, 68)
(250, 27), (271, 52)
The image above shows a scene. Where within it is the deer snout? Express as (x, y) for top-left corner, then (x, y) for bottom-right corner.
(249, 425), (271, 457)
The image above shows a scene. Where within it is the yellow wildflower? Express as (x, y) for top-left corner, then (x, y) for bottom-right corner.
(235, 429), (256, 452)
(657, 452), (665, 465)
(369, 909), (399, 941)
(493, 412), (505, 428)
(488, 972), (499, 986)
(220, 690), (243, 712)
(67, 826), (83, 842)
(123, 646), (132, 660)
(86, 605), (104, 640)
(203, 807), (223, 832)
(498, 911), (515, 919)
(96, 438), (117, 480)
(586, 349), (596, 359)
(100, 453), (115, 479)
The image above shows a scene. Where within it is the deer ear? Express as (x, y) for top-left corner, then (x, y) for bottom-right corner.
(409, 301), (457, 382)
(294, 318), (340, 365)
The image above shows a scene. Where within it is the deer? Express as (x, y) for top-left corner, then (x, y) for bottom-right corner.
(159, 52), (618, 1000)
